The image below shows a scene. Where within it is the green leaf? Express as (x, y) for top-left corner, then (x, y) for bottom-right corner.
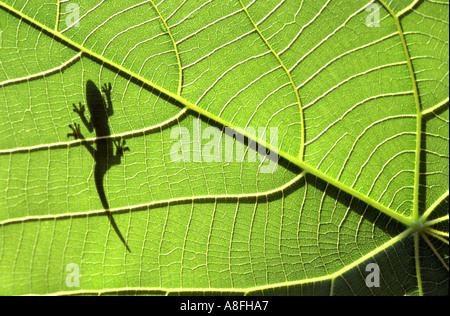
(0, 0), (448, 296)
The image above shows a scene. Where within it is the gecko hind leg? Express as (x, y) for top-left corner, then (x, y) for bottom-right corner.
(114, 138), (130, 156)
(67, 123), (83, 139)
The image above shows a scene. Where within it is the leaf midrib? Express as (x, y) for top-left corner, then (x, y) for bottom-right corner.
(0, 0), (415, 228)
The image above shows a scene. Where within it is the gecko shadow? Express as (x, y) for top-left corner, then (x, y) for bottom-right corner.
(67, 80), (131, 253)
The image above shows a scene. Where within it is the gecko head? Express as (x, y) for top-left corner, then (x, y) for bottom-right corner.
(85, 80), (107, 121)
(86, 80), (100, 98)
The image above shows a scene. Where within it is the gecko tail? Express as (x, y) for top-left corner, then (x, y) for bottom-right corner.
(106, 210), (132, 254)
(96, 175), (131, 253)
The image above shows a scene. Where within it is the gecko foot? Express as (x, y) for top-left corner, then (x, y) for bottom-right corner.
(72, 102), (85, 115)
(67, 123), (83, 140)
(114, 139), (130, 156)
(102, 82), (112, 95)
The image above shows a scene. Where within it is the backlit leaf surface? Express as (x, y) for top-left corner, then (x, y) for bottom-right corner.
(0, 0), (448, 296)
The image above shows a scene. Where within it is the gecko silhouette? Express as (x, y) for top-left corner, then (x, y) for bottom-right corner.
(68, 80), (131, 253)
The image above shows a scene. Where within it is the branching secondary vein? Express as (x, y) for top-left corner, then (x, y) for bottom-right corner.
(0, 172), (307, 227)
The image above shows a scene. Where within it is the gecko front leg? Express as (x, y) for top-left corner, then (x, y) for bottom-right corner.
(101, 82), (112, 95)
(72, 102), (85, 116)
(67, 102), (87, 140)
(102, 83), (113, 114)
(72, 102), (93, 133)
(67, 103), (96, 158)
